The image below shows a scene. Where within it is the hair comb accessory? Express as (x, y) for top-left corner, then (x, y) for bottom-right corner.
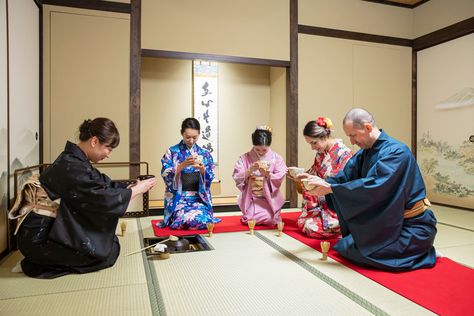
(324, 117), (333, 129)
(316, 117), (333, 129)
(256, 125), (272, 133)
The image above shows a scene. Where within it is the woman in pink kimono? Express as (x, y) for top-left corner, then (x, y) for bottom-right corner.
(295, 117), (352, 238)
(233, 126), (288, 226)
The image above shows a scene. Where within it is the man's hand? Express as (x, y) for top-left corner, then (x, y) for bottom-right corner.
(308, 180), (332, 196)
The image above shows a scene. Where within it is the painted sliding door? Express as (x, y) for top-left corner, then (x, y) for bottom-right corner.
(0, 0), (8, 254)
(417, 34), (474, 209)
(8, 0), (39, 196)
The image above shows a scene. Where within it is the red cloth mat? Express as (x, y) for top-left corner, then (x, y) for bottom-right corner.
(151, 212), (474, 315)
(151, 212), (301, 237)
(281, 214), (474, 316)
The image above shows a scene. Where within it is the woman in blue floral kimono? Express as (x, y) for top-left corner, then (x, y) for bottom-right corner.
(159, 118), (221, 229)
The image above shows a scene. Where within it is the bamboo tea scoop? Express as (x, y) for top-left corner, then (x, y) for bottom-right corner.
(126, 235), (179, 256)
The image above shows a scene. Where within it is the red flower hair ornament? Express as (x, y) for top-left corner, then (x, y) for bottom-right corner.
(316, 117), (333, 129)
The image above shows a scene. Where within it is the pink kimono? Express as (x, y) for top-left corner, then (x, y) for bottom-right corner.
(233, 148), (287, 226)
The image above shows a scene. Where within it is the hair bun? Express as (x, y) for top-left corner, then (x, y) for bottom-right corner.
(256, 125), (272, 133)
(79, 119), (92, 138)
(316, 117), (333, 129)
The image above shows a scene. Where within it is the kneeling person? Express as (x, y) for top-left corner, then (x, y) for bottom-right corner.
(307, 108), (437, 271)
(14, 118), (156, 278)
(233, 126), (287, 226)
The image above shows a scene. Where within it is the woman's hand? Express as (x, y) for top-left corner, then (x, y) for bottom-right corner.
(287, 173), (297, 182)
(296, 173), (311, 180)
(131, 177), (157, 199)
(193, 161), (205, 175)
(249, 162), (260, 172)
(245, 162), (260, 179)
(177, 156), (195, 173)
(258, 167), (270, 178)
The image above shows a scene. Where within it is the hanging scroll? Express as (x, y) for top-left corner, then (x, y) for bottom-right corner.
(193, 60), (218, 163)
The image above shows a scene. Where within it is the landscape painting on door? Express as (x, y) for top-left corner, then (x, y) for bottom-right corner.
(417, 34), (474, 209)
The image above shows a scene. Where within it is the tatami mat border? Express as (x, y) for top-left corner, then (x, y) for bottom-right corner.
(438, 222), (474, 233)
(137, 219), (167, 316)
(255, 232), (389, 316)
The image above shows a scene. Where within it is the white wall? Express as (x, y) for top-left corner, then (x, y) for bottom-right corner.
(218, 63), (272, 197)
(414, 0), (474, 38)
(142, 0), (290, 61)
(299, 0), (413, 39)
(298, 34), (412, 167)
(42, 6), (130, 180)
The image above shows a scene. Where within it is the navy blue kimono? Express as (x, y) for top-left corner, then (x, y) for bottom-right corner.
(326, 131), (437, 271)
(17, 141), (132, 278)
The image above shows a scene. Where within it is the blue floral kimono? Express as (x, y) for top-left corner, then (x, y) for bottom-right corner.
(159, 141), (221, 229)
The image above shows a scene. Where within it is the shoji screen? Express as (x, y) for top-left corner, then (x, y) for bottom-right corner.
(0, 0), (8, 255)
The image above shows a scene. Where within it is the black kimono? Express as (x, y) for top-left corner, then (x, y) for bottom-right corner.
(18, 141), (132, 278)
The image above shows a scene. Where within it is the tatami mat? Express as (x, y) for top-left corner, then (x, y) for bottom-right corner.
(434, 224), (474, 249)
(0, 284), (152, 316)
(0, 218), (147, 300)
(436, 244), (474, 268)
(432, 204), (474, 231)
(0, 205), (471, 316)
(256, 230), (434, 315)
(143, 214), (433, 315)
(428, 205), (474, 267)
(149, 231), (372, 316)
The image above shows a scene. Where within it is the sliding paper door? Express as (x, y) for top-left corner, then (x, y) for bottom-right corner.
(417, 34), (474, 209)
(0, 0), (8, 254)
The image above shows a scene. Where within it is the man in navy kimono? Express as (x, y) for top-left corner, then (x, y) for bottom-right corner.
(308, 108), (437, 271)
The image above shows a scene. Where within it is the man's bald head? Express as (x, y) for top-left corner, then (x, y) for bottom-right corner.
(342, 108), (380, 149)
(343, 108), (376, 129)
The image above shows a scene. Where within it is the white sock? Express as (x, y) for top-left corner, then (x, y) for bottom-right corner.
(435, 249), (444, 258)
(11, 260), (23, 273)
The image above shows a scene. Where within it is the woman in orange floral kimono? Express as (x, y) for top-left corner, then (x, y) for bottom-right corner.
(296, 117), (352, 238)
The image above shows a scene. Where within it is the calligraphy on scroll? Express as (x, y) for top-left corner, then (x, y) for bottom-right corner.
(193, 60), (218, 163)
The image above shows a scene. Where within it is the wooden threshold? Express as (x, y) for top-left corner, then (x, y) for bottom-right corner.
(150, 196), (238, 209)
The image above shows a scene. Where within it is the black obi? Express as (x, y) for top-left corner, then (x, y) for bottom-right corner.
(181, 172), (200, 191)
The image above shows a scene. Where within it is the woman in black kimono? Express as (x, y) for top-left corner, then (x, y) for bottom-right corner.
(17, 118), (157, 278)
